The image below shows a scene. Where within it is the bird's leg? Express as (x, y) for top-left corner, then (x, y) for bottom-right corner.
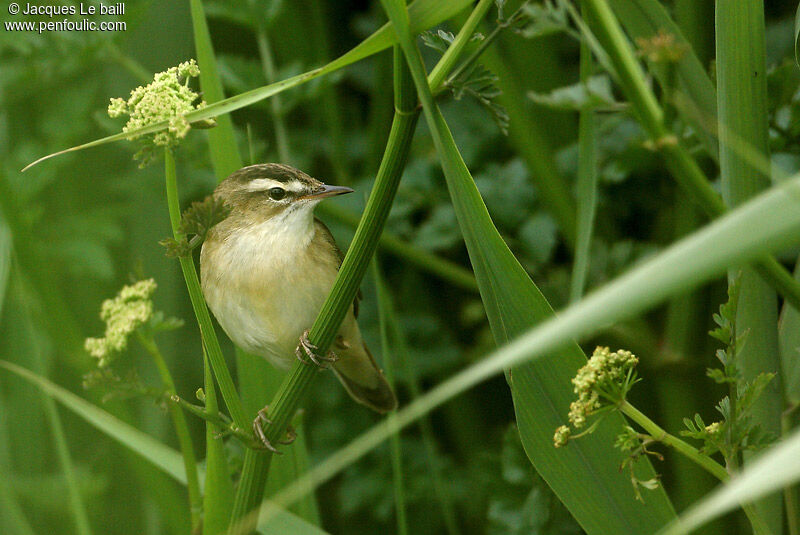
(252, 406), (299, 452)
(295, 329), (337, 369)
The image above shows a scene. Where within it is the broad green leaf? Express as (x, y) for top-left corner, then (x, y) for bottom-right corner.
(266, 173), (800, 525)
(22, 0), (471, 171)
(608, 0), (719, 161)
(659, 426), (800, 535)
(382, 1), (676, 533)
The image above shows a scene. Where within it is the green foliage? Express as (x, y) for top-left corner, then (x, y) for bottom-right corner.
(681, 278), (777, 459)
(421, 26), (509, 134)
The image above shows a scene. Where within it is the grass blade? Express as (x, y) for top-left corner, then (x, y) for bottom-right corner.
(374, 262), (409, 535)
(190, 0), (243, 178)
(381, 0), (677, 532)
(0, 360), (188, 485)
(570, 2), (598, 302)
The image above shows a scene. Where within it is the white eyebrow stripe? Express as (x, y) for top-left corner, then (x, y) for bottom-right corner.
(246, 178), (305, 193)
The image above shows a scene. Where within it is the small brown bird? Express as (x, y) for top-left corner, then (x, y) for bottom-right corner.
(200, 163), (397, 414)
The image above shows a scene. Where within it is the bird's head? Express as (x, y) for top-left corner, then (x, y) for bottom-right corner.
(214, 163), (353, 224)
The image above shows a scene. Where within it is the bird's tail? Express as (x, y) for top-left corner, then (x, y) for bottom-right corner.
(332, 342), (397, 413)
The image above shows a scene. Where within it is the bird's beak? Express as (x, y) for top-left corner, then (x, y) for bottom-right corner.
(301, 184), (354, 200)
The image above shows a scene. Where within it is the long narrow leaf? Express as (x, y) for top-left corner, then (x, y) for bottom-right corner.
(381, 1), (676, 532)
(22, 0), (471, 171)
(0, 360), (188, 484)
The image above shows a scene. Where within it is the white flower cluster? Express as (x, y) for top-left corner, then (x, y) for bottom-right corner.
(108, 60), (206, 166)
(84, 279), (157, 367)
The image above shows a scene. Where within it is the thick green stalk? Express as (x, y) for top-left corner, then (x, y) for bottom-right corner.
(164, 149), (247, 430)
(580, 0), (800, 312)
(136, 333), (202, 532)
(620, 401), (773, 535)
(202, 352), (236, 535)
(716, 3), (783, 533)
(227, 48), (420, 535)
(570, 1), (598, 302)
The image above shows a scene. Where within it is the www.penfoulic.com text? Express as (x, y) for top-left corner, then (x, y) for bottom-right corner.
(5, 3), (127, 34)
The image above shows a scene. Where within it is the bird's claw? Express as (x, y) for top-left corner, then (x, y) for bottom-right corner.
(295, 329), (337, 369)
(252, 406), (296, 453)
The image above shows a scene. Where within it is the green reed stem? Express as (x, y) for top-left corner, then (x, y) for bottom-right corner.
(256, 25), (291, 164)
(227, 47), (420, 535)
(164, 149), (247, 430)
(570, 0), (598, 302)
(578, 0), (800, 312)
(136, 332), (202, 532)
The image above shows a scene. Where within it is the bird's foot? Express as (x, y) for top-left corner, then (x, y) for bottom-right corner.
(295, 329), (337, 369)
(252, 406), (297, 453)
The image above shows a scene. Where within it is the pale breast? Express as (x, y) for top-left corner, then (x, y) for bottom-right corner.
(200, 216), (339, 368)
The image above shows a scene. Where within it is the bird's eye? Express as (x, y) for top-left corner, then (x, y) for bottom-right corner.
(268, 187), (286, 200)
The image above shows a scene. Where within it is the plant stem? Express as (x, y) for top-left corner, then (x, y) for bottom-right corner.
(578, 0), (800, 312)
(619, 401), (773, 535)
(227, 47), (420, 535)
(570, 0), (598, 302)
(620, 401), (727, 480)
(373, 261), (409, 535)
(136, 332), (202, 531)
(256, 25), (291, 164)
(163, 149), (247, 430)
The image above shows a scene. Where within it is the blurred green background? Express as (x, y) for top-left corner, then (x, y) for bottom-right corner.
(2, 1), (800, 534)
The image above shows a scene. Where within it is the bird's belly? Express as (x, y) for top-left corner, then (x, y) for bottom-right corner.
(202, 250), (336, 369)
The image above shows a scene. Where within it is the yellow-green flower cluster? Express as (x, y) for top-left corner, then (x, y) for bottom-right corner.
(84, 279), (157, 367)
(108, 60), (207, 166)
(568, 346), (638, 428)
(553, 425), (571, 448)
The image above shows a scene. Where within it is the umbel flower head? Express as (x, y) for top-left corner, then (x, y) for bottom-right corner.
(554, 346), (639, 447)
(108, 60), (213, 167)
(84, 279), (157, 367)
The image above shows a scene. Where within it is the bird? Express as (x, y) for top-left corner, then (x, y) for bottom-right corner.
(200, 163), (397, 421)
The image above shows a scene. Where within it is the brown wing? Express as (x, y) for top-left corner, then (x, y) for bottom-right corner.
(314, 218), (362, 318)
